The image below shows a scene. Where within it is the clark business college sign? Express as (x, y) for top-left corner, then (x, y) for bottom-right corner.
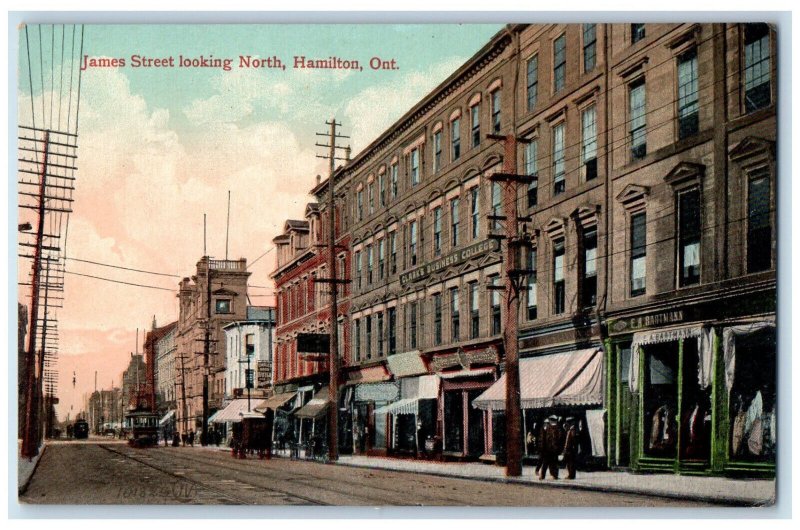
(400, 239), (500, 286)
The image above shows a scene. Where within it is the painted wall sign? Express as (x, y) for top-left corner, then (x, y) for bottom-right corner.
(399, 238), (499, 286)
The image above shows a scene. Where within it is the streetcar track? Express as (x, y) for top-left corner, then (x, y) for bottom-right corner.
(150, 448), (475, 506)
(98, 444), (327, 506)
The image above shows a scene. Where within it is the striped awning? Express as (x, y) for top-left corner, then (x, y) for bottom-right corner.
(374, 398), (419, 416)
(374, 375), (440, 416)
(472, 348), (604, 411)
(294, 386), (329, 420)
(255, 392), (296, 413)
(158, 410), (175, 426)
(211, 398), (267, 423)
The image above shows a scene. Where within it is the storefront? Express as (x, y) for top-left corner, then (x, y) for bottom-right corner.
(343, 364), (396, 456)
(430, 345), (499, 460)
(374, 375), (439, 456)
(256, 391), (297, 449)
(210, 397), (269, 445)
(473, 347), (606, 466)
(293, 386), (329, 445)
(606, 308), (776, 477)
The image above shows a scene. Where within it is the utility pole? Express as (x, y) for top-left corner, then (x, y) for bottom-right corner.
(177, 354), (190, 436)
(314, 118), (350, 462)
(21, 132), (49, 458)
(487, 133), (535, 477)
(203, 254), (212, 446)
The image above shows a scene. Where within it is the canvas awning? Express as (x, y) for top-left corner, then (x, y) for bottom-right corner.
(158, 409), (175, 426)
(255, 392), (296, 413)
(294, 386), (329, 420)
(374, 375), (440, 416)
(211, 398), (267, 423)
(472, 348), (604, 411)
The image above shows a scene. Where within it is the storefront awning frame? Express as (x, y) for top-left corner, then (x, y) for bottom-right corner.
(472, 348), (604, 411)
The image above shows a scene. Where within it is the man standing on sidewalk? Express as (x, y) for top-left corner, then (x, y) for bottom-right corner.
(563, 417), (579, 480)
(539, 415), (564, 480)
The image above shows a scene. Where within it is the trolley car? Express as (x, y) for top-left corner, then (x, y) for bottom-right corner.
(125, 410), (160, 448)
(73, 419), (89, 439)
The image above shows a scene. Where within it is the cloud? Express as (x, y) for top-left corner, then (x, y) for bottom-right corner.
(342, 56), (467, 151)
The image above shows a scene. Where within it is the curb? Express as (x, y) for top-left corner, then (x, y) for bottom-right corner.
(326, 458), (770, 507)
(18, 443), (46, 497)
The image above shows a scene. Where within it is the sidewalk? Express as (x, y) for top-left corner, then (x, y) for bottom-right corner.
(335, 455), (775, 507)
(17, 441), (46, 495)
(186, 444), (774, 506)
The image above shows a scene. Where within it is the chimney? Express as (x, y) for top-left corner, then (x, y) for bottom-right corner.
(345, 145), (352, 162)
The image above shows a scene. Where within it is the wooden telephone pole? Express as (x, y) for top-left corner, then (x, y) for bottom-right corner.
(314, 118), (350, 461)
(487, 133), (535, 478)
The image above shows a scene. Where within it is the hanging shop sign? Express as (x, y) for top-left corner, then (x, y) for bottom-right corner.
(400, 238), (499, 286)
(355, 382), (400, 403)
(257, 360), (272, 387)
(298, 333), (330, 353)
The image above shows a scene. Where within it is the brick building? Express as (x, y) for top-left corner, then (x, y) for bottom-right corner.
(176, 257), (250, 435)
(266, 22), (777, 475)
(602, 23), (776, 477)
(270, 201), (351, 447)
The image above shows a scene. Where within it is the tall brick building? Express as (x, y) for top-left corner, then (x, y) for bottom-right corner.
(269, 23), (776, 476)
(176, 257), (250, 435)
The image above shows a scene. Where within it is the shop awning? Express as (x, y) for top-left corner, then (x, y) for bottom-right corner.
(374, 398), (419, 416)
(158, 410), (175, 426)
(211, 398), (267, 423)
(374, 375), (440, 416)
(255, 392), (296, 413)
(294, 387), (329, 420)
(628, 324), (714, 392)
(472, 348), (604, 411)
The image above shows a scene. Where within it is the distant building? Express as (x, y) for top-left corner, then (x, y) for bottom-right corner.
(223, 306), (276, 401)
(175, 257), (250, 434)
(149, 320), (178, 414)
(87, 387), (122, 434)
(121, 353), (147, 411)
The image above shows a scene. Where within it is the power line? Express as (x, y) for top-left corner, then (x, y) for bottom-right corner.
(64, 256), (182, 278)
(63, 271), (175, 291)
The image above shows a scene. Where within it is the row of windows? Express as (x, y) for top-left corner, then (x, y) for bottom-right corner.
(353, 186), (484, 290)
(351, 278), (502, 361)
(525, 23), (598, 112)
(350, 172), (772, 352)
(354, 90), (503, 223)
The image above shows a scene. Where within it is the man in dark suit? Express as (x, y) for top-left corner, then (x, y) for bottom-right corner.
(563, 417), (579, 479)
(538, 415), (564, 480)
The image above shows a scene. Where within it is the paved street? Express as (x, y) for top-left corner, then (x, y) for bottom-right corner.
(21, 440), (714, 506)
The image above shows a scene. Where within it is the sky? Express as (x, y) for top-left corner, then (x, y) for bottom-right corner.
(15, 23), (503, 421)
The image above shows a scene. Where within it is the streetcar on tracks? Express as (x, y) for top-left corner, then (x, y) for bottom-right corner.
(73, 419), (89, 439)
(125, 410), (160, 448)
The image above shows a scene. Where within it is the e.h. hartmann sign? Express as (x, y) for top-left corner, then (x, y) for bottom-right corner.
(400, 238), (499, 286)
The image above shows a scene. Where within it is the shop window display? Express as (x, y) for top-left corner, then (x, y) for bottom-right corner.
(643, 342), (679, 458)
(729, 329), (776, 462)
(444, 391), (464, 453)
(679, 339), (711, 461)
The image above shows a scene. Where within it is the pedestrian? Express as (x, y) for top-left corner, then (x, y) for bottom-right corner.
(188, 430), (195, 447)
(173, 431), (180, 447)
(538, 414), (564, 480)
(563, 417), (579, 480)
(181, 432), (187, 447)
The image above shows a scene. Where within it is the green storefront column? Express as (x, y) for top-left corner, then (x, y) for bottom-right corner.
(604, 338), (615, 469)
(711, 331), (727, 473)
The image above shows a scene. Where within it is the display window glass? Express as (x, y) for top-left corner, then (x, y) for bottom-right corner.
(729, 329), (776, 463)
